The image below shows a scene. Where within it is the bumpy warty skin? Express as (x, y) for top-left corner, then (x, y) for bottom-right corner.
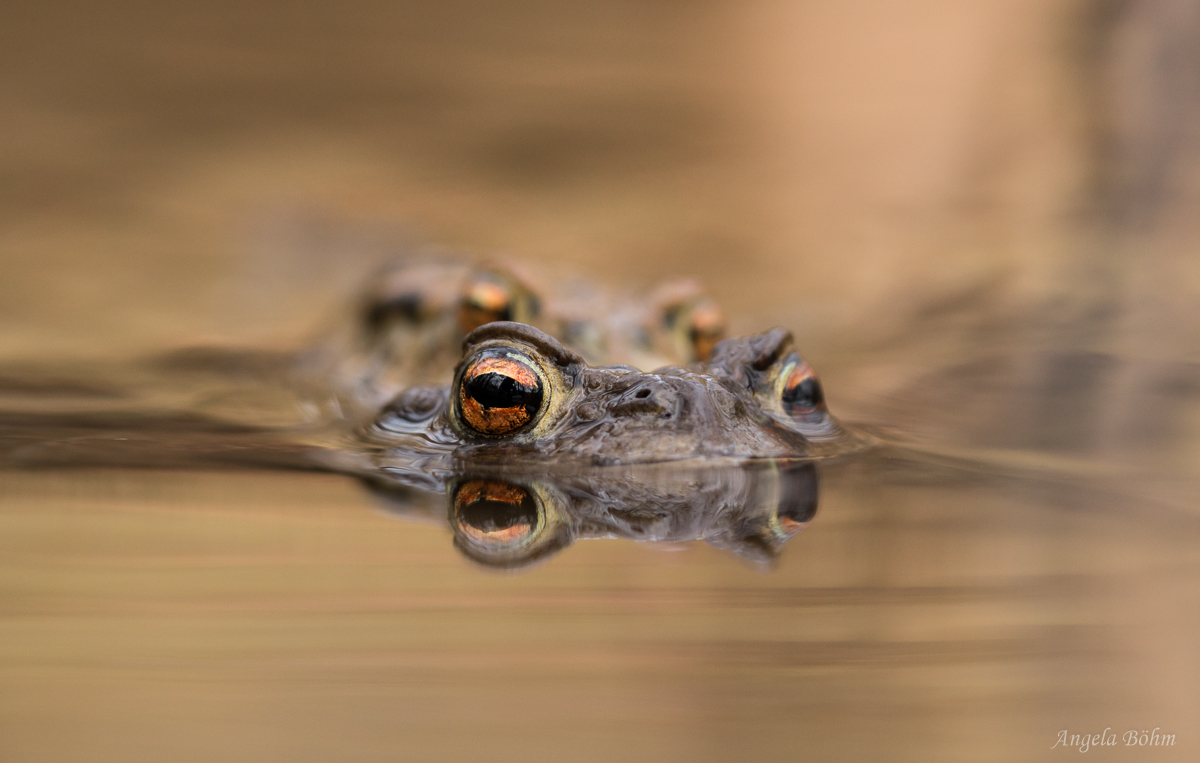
(479, 367), (812, 464)
(367, 322), (840, 467)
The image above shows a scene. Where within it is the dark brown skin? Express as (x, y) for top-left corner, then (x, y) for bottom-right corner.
(368, 321), (849, 467)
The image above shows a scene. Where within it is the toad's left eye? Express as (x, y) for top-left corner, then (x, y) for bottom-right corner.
(458, 353), (545, 436)
(781, 358), (825, 416)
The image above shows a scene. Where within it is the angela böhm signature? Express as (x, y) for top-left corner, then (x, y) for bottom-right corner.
(1053, 728), (1176, 752)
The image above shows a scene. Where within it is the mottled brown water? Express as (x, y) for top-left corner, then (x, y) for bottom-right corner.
(3, 1), (1200, 761)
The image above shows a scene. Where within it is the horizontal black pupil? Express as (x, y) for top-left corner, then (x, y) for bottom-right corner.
(783, 377), (824, 410)
(467, 371), (541, 410)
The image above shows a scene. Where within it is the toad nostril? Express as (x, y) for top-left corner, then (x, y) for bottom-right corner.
(611, 381), (679, 417)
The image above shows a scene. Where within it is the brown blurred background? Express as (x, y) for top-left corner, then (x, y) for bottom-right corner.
(5, 0), (1198, 362)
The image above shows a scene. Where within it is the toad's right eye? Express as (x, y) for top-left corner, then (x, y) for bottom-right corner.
(457, 352), (545, 436)
(780, 355), (825, 418)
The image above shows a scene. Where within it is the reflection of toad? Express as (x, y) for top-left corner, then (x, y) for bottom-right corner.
(367, 462), (819, 570)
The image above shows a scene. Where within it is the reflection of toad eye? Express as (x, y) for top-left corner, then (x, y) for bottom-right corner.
(774, 463), (819, 537)
(453, 480), (539, 547)
(781, 358), (825, 416)
(458, 353), (545, 436)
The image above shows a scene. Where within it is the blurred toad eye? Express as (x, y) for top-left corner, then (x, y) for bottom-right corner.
(453, 480), (539, 547)
(457, 270), (540, 335)
(662, 296), (727, 363)
(458, 276), (513, 334)
(781, 358), (825, 416)
(458, 353), (544, 436)
(686, 299), (726, 362)
(365, 290), (424, 332)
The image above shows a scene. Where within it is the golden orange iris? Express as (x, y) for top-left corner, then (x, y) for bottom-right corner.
(458, 354), (543, 435)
